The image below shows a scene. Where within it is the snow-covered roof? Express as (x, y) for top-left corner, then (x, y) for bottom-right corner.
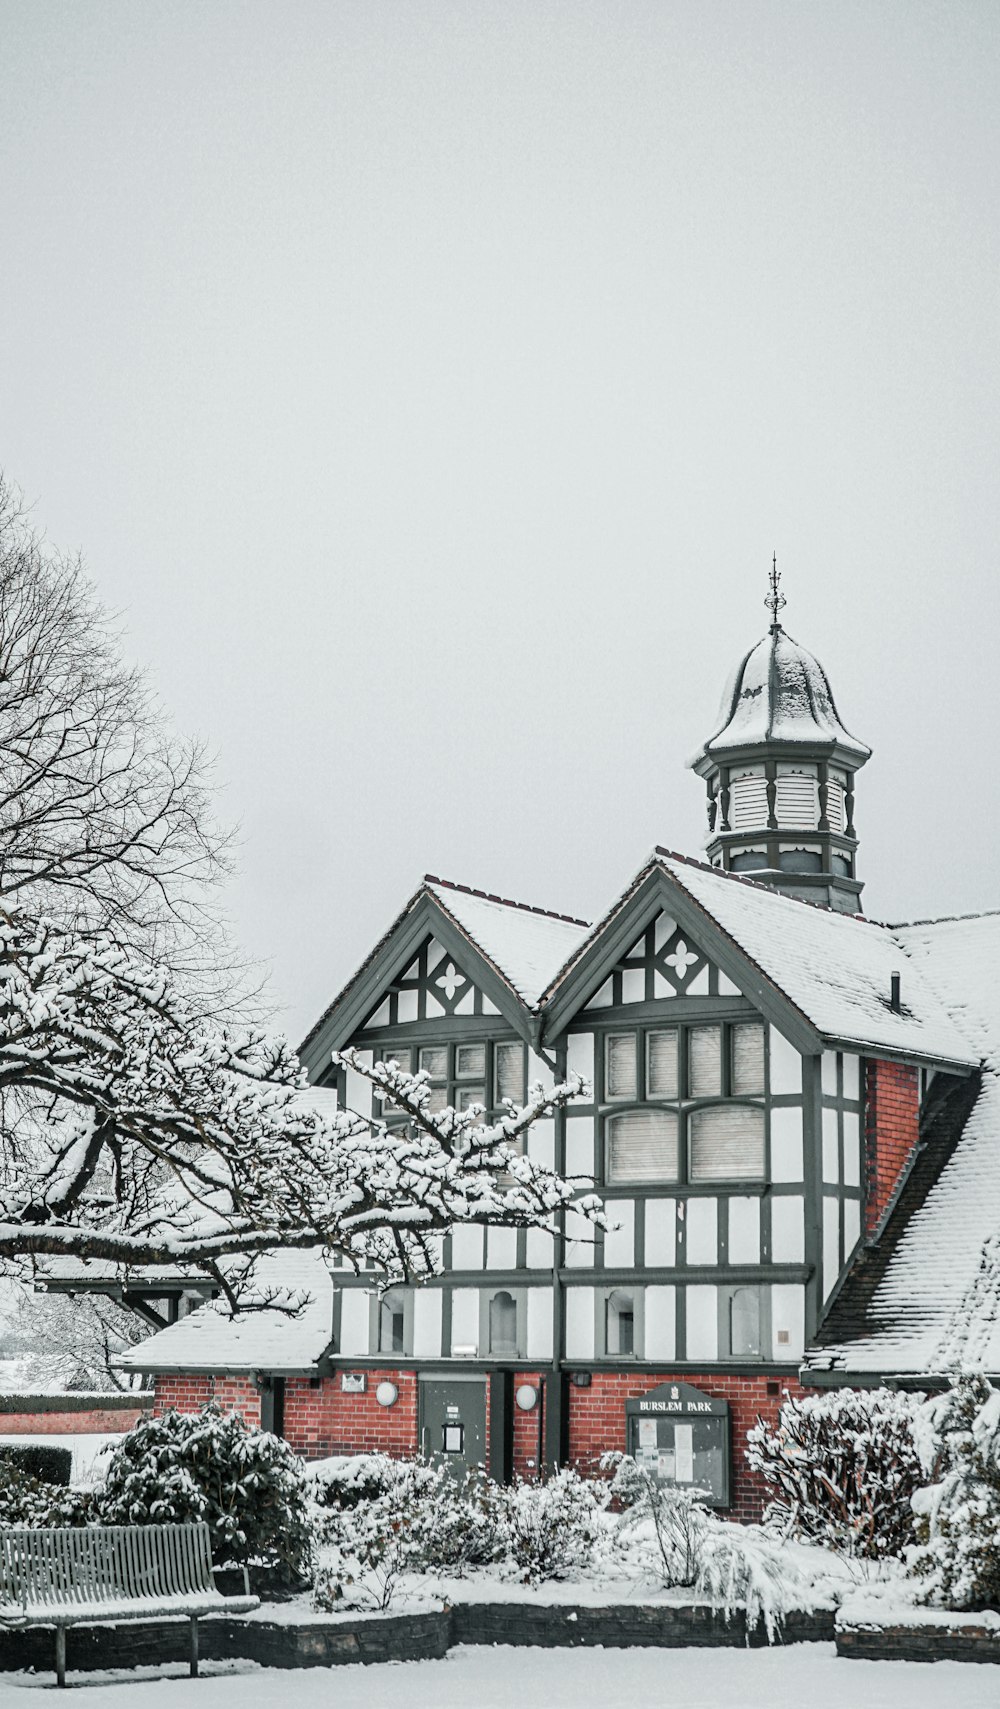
(652, 853), (977, 1068)
(812, 911), (1000, 1376)
(426, 878), (591, 1009)
(692, 625), (870, 762)
(117, 1246), (335, 1375)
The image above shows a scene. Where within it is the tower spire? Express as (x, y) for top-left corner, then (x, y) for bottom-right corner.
(765, 552), (786, 631)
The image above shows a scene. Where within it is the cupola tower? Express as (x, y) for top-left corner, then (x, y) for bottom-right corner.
(688, 562), (871, 913)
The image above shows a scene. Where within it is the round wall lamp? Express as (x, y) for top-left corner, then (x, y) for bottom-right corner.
(375, 1381), (399, 1408)
(515, 1384), (538, 1411)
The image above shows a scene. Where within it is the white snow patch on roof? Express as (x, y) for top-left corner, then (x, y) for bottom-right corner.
(117, 1246), (335, 1375)
(815, 912), (1000, 1375)
(427, 883), (591, 1009)
(654, 855), (977, 1068)
(696, 627), (870, 761)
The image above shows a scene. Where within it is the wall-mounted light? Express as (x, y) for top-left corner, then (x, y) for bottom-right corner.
(375, 1381), (399, 1408)
(515, 1384), (538, 1411)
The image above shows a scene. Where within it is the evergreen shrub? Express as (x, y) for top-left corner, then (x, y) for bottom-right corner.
(745, 1386), (924, 1559)
(909, 1374), (1000, 1610)
(100, 1405), (311, 1581)
(0, 1444), (72, 1485)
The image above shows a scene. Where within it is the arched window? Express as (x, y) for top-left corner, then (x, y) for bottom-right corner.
(729, 1287), (762, 1358)
(379, 1290), (406, 1355)
(606, 1290), (635, 1357)
(488, 1290), (518, 1357)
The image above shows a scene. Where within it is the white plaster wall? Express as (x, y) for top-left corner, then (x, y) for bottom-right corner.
(564, 1286), (596, 1359)
(487, 1226), (518, 1270)
(686, 1285), (718, 1361)
(770, 1194), (805, 1262)
(644, 1285), (676, 1361)
(526, 1287), (554, 1360)
(338, 1289), (370, 1356)
(603, 1199), (634, 1268)
(566, 1030), (595, 1087)
(769, 1029), (802, 1095)
(563, 1205), (595, 1267)
(769, 1106), (803, 1182)
(727, 1196), (760, 1265)
(450, 1288), (479, 1355)
(450, 1225), (484, 1270)
(644, 1198), (676, 1267)
(822, 1107), (840, 1183)
(564, 1115), (596, 1178)
(823, 1196), (840, 1299)
(685, 1196), (717, 1266)
(412, 1288), (443, 1358)
(770, 1283), (805, 1360)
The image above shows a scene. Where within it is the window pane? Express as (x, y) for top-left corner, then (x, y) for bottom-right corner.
(606, 1033), (637, 1100)
(419, 1047), (448, 1079)
(729, 1287), (762, 1357)
(607, 1290), (635, 1356)
(426, 1085), (449, 1114)
(381, 1293), (406, 1354)
(689, 1105), (765, 1181)
(456, 1043), (486, 1079)
(731, 1024), (765, 1095)
(489, 1291), (518, 1356)
(495, 1041), (524, 1104)
(647, 1030), (678, 1098)
(607, 1110), (678, 1184)
(688, 1026), (722, 1097)
(456, 1084), (486, 1112)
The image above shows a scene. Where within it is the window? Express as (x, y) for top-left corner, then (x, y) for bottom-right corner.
(409, 1041), (524, 1116)
(488, 1290), (519, 1356)
(689, 1105), (765, 1181)
(602, 1022), (766, 1186)
(606, 1290), (636, 1356)
(778, 848), (822, 874)
(607, 1109), (679, 1184)
(826, 770), (847, 834)
(730, 848), (769, 873)
(720, 1285), (765, 1359)
(379, 1290), (407, 1354)
(775, 767), (819, 830)
(729, 768), (768, 832)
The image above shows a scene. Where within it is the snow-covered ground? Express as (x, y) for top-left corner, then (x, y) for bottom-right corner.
(4, 1644), (999, 1706)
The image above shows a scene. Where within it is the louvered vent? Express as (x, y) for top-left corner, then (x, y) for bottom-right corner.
(775, 773), (819, 829)
(825, 781), (846, 833)
(689, 1105), (765, 1180)
(730, 774), (769, 831)
(606, 1110), (678, 1183)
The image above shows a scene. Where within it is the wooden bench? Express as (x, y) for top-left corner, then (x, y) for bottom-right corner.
(0, 1522), (259, 1687)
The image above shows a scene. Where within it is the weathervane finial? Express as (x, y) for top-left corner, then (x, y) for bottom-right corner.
(765, 552), (786, 630)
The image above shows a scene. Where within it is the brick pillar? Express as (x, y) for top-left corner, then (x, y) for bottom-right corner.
(865, 1058), (920, 1234)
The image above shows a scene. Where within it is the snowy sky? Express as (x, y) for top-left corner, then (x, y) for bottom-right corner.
(2, 2), (999, 1047)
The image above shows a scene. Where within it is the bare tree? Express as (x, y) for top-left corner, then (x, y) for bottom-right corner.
(0, 481), (599, 1297)
(7, 1286), (151, 1392)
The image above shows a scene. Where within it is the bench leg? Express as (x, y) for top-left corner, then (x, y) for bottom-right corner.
(55, 1626), (66, 1690)
(190, 1615), (199, 1679)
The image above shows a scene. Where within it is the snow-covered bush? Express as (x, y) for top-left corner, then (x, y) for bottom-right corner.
(494, 1468), (606, 1584)
(605, 1455), (805, 1638)
(99, 1406), (311, 1581)
(908, 1375), (1000, 1610)
(745, 1387), (923, 1559)
(0, 1460), (96, 1528)
(314, 1459), (502, 1609)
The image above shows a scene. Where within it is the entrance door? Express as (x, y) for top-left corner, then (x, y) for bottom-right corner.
(419, 1376), (487, 1473)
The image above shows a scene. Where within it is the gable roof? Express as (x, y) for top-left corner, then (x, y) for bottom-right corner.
(808, 911), (1000, 1377)
(425, 878), (590, 1009)
(542, 850), (979, 1071)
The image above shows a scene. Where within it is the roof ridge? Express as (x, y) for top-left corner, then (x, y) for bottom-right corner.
(887, 908), (1000, 929)
(424, 874), (590, 927)
(652, 846), (873, 922)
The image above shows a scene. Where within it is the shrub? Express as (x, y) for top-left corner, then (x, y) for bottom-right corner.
(0, 1444), (72, 1486)
(100, 1406), (311, 1581)
(909, 1374), (1000, 1610)
(605, 1455), (805, 1639)
(494, 1468), (605, 1584)
(745, 1386), (924, 1559)
(313, 1459), (502, 1610)
(0, 1460), (96, 1527)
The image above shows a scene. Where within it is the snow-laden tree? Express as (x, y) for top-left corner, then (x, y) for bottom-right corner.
(6, 1286), (151, 1392)
(0, 482), (599, 1296)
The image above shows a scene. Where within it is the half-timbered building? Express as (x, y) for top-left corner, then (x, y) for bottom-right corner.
(111, 595), (1000, 1518)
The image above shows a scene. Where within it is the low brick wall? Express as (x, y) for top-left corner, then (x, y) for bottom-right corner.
(0, 1393), (153, 1435)
(0, 1601), (835, 1680)
(837, 1618), (1000, 1665)
(452, 1601), (834, 1648)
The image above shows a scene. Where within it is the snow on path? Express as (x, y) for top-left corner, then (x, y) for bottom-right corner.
(4, 1643), (999, 1707)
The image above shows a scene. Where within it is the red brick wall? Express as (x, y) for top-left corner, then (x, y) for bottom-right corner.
(284, 1371), (418, 1460)
(152, 1375), (262, 1427)
(510, 1372), (545, 1479)
(566, 1371), (807, 1522)
(865, 1059), (920, 1234)
(0, 1408), (148, 1435)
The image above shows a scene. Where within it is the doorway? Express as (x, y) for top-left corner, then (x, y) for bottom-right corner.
(418, 1374), (487, 1472)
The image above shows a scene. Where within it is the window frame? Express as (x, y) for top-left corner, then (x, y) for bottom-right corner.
(599, 1020), (768, 1191)
(599, 1285), (644, 1360)
(370, 1038), (528, 1125)
(370, 1286), (415, 1357)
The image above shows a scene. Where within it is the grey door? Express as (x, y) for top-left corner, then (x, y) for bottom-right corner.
(419, 1377), (487, 1471)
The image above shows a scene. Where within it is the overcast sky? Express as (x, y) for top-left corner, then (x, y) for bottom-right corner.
(2, 1), (999, 1045)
